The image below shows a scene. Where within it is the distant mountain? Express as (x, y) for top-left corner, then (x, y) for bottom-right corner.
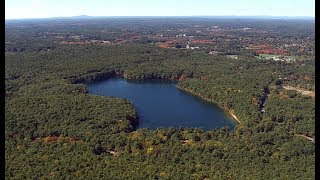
(48, 15), (93, 19)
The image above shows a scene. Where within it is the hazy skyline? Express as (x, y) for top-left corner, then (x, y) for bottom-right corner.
(6, 0), (315, 19)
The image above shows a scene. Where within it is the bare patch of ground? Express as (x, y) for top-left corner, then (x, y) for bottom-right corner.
(283, 86), (315, 98)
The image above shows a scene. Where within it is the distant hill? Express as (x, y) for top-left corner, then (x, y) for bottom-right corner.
(49, 15), (93, 19)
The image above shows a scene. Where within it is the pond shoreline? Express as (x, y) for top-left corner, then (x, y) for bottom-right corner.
(86, 77), (236, 130)
(176, 85), (241, 124)
(76, 70), (240, 126)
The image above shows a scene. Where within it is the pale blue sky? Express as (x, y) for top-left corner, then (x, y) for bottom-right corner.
(5, 0), (315, 19)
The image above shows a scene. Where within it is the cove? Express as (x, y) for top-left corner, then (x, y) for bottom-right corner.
(87, 78), (235, 130)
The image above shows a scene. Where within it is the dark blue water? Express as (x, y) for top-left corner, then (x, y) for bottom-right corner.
(87, 78), (235, 130)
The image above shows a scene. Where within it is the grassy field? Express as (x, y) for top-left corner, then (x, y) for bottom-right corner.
(257, 54), (295, 62)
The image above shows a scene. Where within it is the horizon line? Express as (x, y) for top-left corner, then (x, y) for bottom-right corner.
(5, 15), (315, 20)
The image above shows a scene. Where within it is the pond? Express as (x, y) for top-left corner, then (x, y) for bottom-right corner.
(87, 78), (235, 130)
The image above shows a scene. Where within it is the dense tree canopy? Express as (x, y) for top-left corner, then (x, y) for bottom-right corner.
(5, 19), (315, 179)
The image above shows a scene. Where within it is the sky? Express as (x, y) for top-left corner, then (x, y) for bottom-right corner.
(5, 0), (315, 19)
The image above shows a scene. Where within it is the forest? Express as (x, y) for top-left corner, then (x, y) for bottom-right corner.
(5, 18), (315, 179)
